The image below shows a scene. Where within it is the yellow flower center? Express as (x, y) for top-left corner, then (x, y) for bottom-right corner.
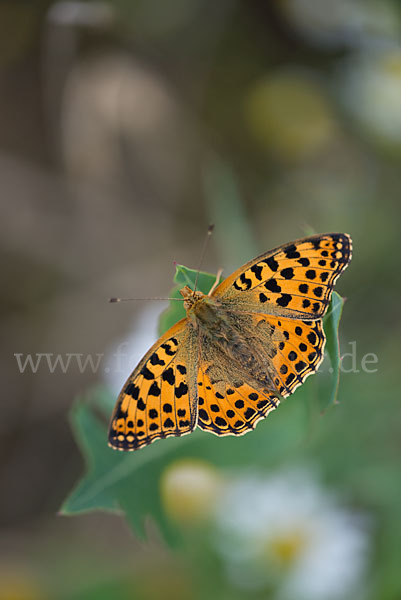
(267, 529), (307, 568)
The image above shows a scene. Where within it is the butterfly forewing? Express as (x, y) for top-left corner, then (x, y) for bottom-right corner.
(213, 233), (352, 319)
(108, 319), (197, 450)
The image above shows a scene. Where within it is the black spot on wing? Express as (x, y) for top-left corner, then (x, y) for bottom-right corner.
(250, 264), (264, 280)
(264, 256), (279, 272)
(161, 343), (175, 356)
(298, 257), (310, 266)
(125, 383), (139, 399)
(284, 244), (301, 259)
(149, 353), (165, 366)
(265, 279), (282, 293)
(175, 382), (188, 398)
(236, 273), (252, 290)
(148, 381), (161, 396)
(114, 403), (128, 419)
(307, 331), (317, 344)
(244, 407), (256, 419)
(276, 294), (292, 307)
(141, 366), (154, 380)
(162, 367), (175, 385)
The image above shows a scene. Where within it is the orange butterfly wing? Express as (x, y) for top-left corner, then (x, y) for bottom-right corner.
(212, 233), (352, 319)
(197, 360), (279, 436)
(195, 233), (351, 437)
(108, 319), (197, 451)
(109, 233), (352, 447)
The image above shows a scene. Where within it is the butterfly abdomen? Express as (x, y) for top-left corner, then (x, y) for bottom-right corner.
(192, 298), (275, 390)
(190, 295), (226, 331)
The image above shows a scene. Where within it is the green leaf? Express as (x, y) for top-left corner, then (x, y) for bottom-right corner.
(61, 387), (120, 514)
(61, 387), (186, 543)
(319, 291), (344, 411)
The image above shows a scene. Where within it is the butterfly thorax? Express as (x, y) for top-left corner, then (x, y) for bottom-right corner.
(180, 286), (221, 327)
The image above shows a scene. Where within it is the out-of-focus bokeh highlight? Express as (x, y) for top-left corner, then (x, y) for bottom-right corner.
(1, 1), (400, 599)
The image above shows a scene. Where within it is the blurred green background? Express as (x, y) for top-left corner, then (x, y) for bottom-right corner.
(1, 1), (401, 599)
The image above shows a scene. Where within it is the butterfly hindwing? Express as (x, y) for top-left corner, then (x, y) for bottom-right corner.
(197, 363), (279, 436)
(213, 233), (352, 319)
(251, 314), (326, 397)
(195, 312), (325, 437)
(108, 319), (197, 451)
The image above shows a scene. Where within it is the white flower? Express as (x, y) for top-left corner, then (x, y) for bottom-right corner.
(214, 467), (370, 600)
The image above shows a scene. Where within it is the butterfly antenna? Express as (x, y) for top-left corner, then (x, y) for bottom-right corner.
(193, 224), (214, 293)
(110, 297), (184, 303)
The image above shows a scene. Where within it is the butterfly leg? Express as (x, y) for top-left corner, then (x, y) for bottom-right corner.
(208, 268), (224, 296)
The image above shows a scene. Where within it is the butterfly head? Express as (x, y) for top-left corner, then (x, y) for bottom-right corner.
(180, 285), (205, 311)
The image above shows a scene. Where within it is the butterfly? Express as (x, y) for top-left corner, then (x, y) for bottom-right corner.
(108, 233), (352, 451)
